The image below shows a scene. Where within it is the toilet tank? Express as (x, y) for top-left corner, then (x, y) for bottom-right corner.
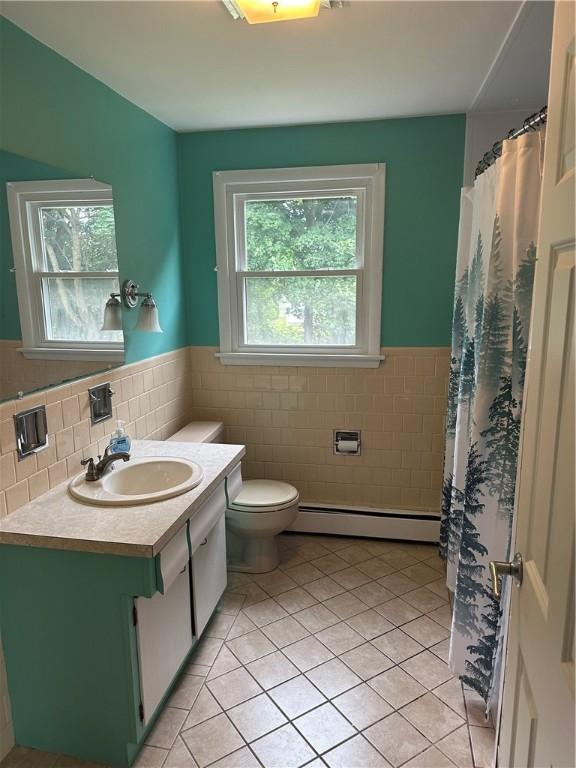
(167, 422), (224, 444)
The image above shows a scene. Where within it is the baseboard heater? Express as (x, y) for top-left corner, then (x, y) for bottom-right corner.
(288, 503), (440, 543)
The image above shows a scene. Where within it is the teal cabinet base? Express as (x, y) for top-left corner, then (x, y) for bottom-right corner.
(0, 544), (220, 767)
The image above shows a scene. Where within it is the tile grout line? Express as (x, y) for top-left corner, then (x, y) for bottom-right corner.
(173, 535), (483, 768)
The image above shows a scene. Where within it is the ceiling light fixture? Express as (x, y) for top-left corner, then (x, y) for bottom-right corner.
(222, 0), (342, 24)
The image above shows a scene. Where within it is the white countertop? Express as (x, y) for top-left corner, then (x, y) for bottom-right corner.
(0, 440), (245, 558)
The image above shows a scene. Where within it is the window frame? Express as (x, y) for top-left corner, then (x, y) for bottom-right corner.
(213, 164), (385, 368)
(7, 179), (124, 362)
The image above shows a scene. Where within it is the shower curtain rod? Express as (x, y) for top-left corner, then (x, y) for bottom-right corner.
(474, 106), (548, 179)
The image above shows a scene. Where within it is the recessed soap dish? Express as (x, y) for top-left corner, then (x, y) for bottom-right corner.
(14, 405), (48, 460)
(88, 382), (114, 424)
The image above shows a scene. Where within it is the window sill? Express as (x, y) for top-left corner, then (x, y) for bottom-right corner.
(215, 352), (384, 368)
(19, 347), (124, 363)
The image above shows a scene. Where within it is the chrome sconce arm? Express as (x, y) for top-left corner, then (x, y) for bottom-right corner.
(115, 279), (151, 309)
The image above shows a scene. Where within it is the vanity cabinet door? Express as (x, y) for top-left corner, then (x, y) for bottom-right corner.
(191, 514), (227, 637)
(135, 527), (192, 723)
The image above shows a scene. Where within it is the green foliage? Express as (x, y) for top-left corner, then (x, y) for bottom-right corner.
(452, 295), (467, 355)
(512, 307), (528, 395)
(487, 214), (504, 288)
(41, 205), (117, 272)
(481, 375), (520, 516)
(444, 218), (538, 707)
(515, 242), (537, 333)
(452, 443), (489, 635)
(468, 233), (485, 309)
(457, 266), (469, 300)
(439, 472), (454, 560)
(463, 587), (502, 700)
(474, 295), (484, 345)
(244, 197), (358, 345)
(453, 513), (488, 636)
(459, 338), (476, 407)
(245, 197), (356, 271)
(478, 293), (510, 390)
(40, 205), (120, 341)
(446, 357), (460, 436)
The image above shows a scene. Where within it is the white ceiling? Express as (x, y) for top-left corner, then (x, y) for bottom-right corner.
(1, 0), (552, 132)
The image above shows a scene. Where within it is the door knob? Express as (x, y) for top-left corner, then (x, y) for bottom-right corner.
(489, 552), (523, 600)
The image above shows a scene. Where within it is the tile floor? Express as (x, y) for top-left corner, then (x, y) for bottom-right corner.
(2, 534), (496, 768)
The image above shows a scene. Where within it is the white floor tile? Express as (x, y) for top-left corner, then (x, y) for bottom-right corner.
(339, 642), (394, 680)
(400, 692), (465, 742)
(246, 650), (300, 690)
(227, 693), (287, 741)
(294, 702), (356, 754)
(305, 658), (362, 698)
(283, 635), (335, 672)
(262, 615), (310, 648)
(400, 650), (452, 690)
(268, 674), (326, 719)
(181, 713), (244, 768)
(324, 734), (392, 768)
(206, 667), (262, 709)
(469, 725), (496, 768)
(332, 683), (392, 730)
(364, 712), (430, 767)
(251, 724), (316, 768)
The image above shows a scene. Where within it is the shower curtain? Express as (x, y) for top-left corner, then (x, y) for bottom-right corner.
(440, 131), (544, 707)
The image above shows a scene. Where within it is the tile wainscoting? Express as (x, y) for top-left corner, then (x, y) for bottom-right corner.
(0, 347), (192, 520)
(0, 345), (449, 759)
(188, 347), (450, 514)
(0, 345), (450, 520)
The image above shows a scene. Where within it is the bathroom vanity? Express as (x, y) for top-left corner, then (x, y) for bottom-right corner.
(0, 440), (245, 767)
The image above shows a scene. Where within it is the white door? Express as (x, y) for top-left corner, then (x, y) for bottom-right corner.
(498, 2), (575, 766)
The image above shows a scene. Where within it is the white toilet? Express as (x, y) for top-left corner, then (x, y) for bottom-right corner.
(225, 478), (299, 573)
(168, 422), (299, 573)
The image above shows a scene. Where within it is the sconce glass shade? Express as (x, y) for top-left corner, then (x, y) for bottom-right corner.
(135, 295), (163, 333)
(236, 0), (320, 23)
(101, 295), (123, 331)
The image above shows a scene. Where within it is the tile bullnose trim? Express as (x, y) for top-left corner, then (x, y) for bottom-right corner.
(216, 352), (384, 368)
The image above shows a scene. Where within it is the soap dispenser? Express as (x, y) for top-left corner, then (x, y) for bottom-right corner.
(108, 420), (131, 454)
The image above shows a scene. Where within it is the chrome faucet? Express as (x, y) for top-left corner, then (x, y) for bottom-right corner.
(81, 447), (130, 481)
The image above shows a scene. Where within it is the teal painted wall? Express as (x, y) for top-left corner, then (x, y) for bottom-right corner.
(1, 17), (465, 357)
(178, 115), (465, 347)
(0, 18), (186, 363)
(0, 151), (75, 340)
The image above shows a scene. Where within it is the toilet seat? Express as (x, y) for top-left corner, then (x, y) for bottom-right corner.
(229, 480), (299, 514)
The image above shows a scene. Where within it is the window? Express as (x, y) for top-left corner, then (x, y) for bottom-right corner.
(213, 164), (385, 367)
(7, 179), (123, 361)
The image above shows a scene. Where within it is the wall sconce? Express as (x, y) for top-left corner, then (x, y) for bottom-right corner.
(101, 280), (163, 334)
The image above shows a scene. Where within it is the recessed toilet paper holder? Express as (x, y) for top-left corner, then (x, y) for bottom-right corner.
(334, 430), (361, 456)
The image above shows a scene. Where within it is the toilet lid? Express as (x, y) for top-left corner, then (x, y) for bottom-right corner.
(230, 480), (299, 509)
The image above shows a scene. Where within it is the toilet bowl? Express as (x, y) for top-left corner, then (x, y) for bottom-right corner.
(167, 422), (299, 573)
(226, 479), (299, 573)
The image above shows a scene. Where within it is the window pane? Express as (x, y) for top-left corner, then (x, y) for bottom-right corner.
(244, 196), (357, 271)
(245, 276), (356, 346)
(44, 277), (122, 343)
(40, 205), (118, 272)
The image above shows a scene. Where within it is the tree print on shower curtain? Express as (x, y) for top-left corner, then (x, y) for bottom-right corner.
(440, 131), (544, 708)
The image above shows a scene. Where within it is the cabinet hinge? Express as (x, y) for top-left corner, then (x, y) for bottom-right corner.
(138, 702), (144, 723)
(132, 604), (138, 626)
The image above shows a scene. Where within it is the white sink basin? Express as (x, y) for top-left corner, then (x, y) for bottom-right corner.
(68, 457), (204, 506)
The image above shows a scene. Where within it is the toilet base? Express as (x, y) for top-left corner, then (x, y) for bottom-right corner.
(225, 529), (280, 573)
